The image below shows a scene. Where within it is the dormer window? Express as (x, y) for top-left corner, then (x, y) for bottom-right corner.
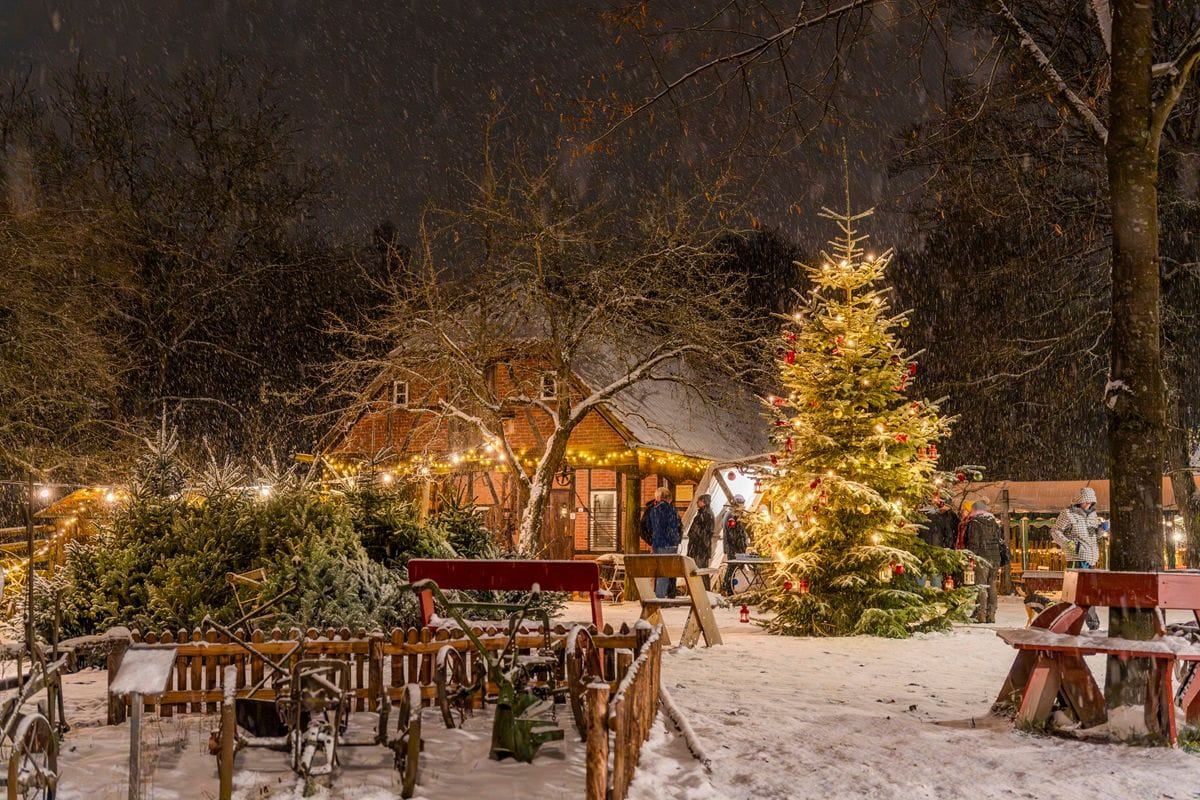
(392, 380), (409, 408)
(540, 373), (558, 400)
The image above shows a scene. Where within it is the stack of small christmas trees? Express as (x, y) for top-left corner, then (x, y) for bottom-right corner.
(757, 201), (972, 638)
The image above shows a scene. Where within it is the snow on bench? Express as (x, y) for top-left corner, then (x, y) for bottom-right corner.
(996, 627), (1200, 660)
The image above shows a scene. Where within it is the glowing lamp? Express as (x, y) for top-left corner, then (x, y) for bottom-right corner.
(739, 605), (750, 624)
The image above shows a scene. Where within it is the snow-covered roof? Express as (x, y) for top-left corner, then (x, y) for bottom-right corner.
(573, 348), (770, 463)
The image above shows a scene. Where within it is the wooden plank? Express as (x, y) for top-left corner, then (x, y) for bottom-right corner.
(1057, 654), (1106, 728)
(1017, 655), (1062, 728)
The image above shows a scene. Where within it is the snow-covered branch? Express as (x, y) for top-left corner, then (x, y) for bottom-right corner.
(990, 0), (1109, 144)
(1151, 28), (1200, 152)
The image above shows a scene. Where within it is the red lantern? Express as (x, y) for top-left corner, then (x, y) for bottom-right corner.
(769, 454), (779, 466)
(785, 350), (796, 364)
(809, 478), (821, 489)
(942, 575), (955, 590)
(908, 362), (918, 376)
(929, 444), (939, 459)
(785, 437), (794, 452)
(798, 578), (809, 594)
(783, 581), (793, 591)
(739, 605), (750, 623)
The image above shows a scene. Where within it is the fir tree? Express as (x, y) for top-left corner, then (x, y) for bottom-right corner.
(757, 199), (972, 637)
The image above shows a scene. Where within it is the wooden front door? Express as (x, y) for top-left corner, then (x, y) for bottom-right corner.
(542, 488), (575, 560)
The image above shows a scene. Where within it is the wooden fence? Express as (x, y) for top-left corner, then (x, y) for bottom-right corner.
(586, 623), (664, 800)
(107, 623), (639, 724)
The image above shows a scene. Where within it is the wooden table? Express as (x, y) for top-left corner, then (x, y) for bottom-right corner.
(995, 570), (1200, 744)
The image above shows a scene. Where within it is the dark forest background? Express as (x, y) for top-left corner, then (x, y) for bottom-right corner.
(2, 1), (1198, 487)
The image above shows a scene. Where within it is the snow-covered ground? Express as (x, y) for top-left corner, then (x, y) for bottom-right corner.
(38, 597), (1200, 799)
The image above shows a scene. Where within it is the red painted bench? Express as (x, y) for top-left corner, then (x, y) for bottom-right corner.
(406, 559), (604, 629)
(995, 570), (1200, 744)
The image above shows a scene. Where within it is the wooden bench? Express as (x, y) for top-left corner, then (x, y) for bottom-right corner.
(995, 570), (1200, 744)
(406, 558), (604, 629)
(623, 554), (722, 647)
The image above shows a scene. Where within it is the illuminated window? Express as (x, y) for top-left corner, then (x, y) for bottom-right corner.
(589, 490), (618, 552)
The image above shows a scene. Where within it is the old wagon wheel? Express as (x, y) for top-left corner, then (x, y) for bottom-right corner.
(565, 627), (604, 740)
(435, 646), (472, 729)
(6, 712), (57, 800)
(394, 684), (422, 799)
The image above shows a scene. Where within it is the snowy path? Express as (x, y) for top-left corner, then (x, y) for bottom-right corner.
(39, 598), (1200, 798)
(640, 598), (1200, 800)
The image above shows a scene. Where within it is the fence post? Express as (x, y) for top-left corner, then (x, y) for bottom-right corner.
(368, 634), (384, 711)
(107, 636), (130, 725)
(585, 682), (609, 800)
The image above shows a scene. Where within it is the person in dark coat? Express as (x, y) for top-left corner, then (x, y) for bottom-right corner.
(963, 499), (1003, 623)
(922, 499), (960, 549)
(686, 494), (715, 589)
(720, 495), (750, 595)
(643, 486), (682, 598)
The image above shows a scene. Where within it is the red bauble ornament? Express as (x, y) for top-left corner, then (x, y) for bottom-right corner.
(785, 350), (796, 364)
(893, 564), (905, 576)
(727, 471), (737, 480)
(783, 580), (793, 591)
(955, 471), (967, 483)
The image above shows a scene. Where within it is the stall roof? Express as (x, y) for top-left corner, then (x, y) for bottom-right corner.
(956, 477), (1200, 515)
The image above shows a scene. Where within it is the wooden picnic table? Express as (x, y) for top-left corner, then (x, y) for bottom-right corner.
(995, 569), (1200, 744)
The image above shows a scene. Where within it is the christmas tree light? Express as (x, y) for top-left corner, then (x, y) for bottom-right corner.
(757, 196), (973, 638)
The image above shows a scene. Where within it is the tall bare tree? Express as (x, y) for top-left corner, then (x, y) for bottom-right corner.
(329, 156), (754, 553)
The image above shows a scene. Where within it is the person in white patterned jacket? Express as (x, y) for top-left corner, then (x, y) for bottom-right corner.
(1050, 486), (1102, 631)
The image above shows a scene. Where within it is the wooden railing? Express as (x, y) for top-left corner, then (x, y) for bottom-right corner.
(586, 622), (663, 800)
(107, 623), (639, 724)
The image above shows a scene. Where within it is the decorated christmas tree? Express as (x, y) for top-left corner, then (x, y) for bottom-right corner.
(757, 197), (973, 638)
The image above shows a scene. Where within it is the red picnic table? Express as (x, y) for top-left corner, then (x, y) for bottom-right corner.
(995, 569), (1200, 744)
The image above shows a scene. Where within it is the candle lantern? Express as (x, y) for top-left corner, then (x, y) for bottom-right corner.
(739, 605), (750, 624)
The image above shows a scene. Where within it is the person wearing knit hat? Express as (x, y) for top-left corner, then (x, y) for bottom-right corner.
(1050, 486), (1102, 631)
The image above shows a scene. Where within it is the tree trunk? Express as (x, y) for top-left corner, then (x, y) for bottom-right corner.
(515, 429), (573, 554)
(1103, 0), (1169, 741)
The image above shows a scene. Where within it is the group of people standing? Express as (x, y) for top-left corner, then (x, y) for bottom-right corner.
(639, 487), (750, 599)
(921, 486), (1105, 628)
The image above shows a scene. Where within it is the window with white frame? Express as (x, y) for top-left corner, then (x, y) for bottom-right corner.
(589, 490), (618, 552)
(391, 380), (409, 407)
(540, 372), (558, 400)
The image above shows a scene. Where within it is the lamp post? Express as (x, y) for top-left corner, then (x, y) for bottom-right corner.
(24, 471), (34, 656)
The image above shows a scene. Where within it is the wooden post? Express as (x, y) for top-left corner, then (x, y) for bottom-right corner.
(218, 694), (235, 800)
(107, 637), (131, 725)
(623, 474), (642, 601)
(999, 489), (1014, 595)
(128, 691), (142, 800)
(585, 682), (609, 800)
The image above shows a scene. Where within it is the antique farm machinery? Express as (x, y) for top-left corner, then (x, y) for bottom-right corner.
(411, 578), (604, 762)
(201, 616), (422, 799)
(0, 643), (69, 800)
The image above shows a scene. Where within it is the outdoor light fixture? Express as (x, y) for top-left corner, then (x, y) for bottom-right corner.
(37, 486), (51, 501)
